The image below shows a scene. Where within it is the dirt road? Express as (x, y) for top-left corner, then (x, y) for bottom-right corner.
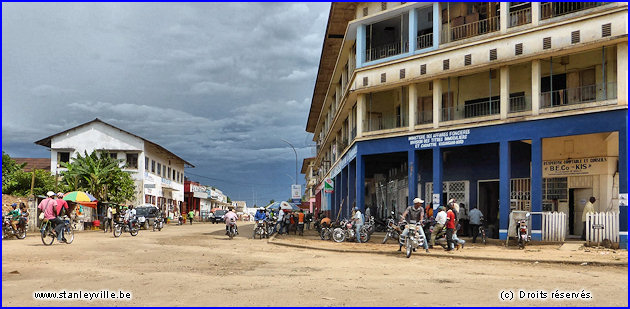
(2, 223), (627, 306)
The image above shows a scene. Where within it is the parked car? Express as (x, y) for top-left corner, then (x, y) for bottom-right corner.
(135, 204), (160, 229)
(210, 210), (227, 224)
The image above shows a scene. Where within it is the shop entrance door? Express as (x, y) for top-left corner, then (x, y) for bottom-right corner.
(569, 188), (592, 236)
(478, 180), (500, 238)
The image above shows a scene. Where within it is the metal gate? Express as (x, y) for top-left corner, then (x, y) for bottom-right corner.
(510, 178), (531, 211)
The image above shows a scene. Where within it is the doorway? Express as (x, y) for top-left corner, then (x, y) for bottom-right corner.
(569, 188), (592, 236)
(478, 180), (500, 239)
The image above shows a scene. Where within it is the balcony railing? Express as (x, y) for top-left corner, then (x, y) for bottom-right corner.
(442, 99), (500, 121)
(541, 82), (617, 108)
(441, 16), (500, 43)
(541, 2), (605, 20)
(416, 33), (433, 50)
(509, 95), (529, 113)
(364, 115), (408, 132)
(365, 41), (409, 62)
(509, 7), (532, 27)
(416, 110), (433, 125)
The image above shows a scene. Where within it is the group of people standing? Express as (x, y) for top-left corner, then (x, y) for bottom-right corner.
(271, 208), (312, 236)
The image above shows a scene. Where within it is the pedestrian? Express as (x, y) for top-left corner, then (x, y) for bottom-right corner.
(364, 205), (371, 221)
(426, 203), (434, 218)
(459, 203), (469, 236)
(105, 204), (113, 233)
(297, 209), (305, 236)
(305, 211), (313, 230)
(352, 207), (364, 243)
(188, 209), (195, 225)
(276, 209), (284, 235)
(445, 204), (456, 251)
(468, 206), (484, 243)
(581, 196), (596, 240)
(431, 206), (447, 248)
(289, 211), (297, 235)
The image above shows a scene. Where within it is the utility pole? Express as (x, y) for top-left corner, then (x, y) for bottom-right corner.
(280, 139), (298, 185)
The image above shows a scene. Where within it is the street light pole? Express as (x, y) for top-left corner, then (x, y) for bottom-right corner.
(280, 138), (298, 185)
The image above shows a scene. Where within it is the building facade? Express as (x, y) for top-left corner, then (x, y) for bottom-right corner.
(301, 157), (317, 213)
(184, 180), (231, 220)
(307, 2), (627, 246)
(35, 118), (193, 217)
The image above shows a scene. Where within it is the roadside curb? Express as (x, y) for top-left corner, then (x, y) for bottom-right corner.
(267, 238), (627, 267)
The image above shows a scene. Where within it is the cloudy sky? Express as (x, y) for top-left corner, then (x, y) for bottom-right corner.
(2, 2), (330, 205)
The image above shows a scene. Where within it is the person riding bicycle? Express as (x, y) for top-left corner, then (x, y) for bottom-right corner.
(37, 191), (64, 242)
(399, 198), (430, 253)
(7, 203), (20, 233)
(224, 208), (238, 235)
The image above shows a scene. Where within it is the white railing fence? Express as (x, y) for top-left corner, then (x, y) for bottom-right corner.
(585, 212), (619, 245)
(541, 211), (566, 242)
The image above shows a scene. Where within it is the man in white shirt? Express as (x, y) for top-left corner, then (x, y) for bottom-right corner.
(105, 205), (113, 233)
(276, 209), (285, 235)
(431, 206), (447, 247)
(352, 207), (364, 243)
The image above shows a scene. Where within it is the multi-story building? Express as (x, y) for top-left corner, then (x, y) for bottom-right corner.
(35, 118), (193, 216)
(301, 157), (317, 213)
(307, 2), (627, 247)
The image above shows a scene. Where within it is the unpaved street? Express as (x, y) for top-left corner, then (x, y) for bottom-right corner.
(2, 223), (627, 307)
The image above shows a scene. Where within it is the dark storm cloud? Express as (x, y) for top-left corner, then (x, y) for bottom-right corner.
(2, 2), (329, 204)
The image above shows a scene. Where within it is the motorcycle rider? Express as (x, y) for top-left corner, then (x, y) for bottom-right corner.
(7, 203), (20, 233)
(125, 205), (137, 231)
(399, 198), (430, 253)
(253, 207), (267, 237)
(431, 206), (447, 248)
(224, 208), (239, 235)
(351, 207), (364, 243)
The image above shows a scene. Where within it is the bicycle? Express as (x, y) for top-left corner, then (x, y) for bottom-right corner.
(40, 216), (74, 246)
(478, 219), (487, 245)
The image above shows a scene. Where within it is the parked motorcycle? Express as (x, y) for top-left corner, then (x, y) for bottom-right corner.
(253, 220), (267, 239)
(399, 220), (427, 258)
(364, 216), (375, 235)
(152, 217), (164, 231)
(382, 217), (401, 244)
(113, 218), (139, 237)
(517, 212), (531, 249)
(320, 224), (333, 240)
(331, 219), (369, 243)
(2, 215), (26, 240)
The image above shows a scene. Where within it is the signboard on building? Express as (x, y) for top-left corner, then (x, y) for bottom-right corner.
(324, 178), (334, 193)
(408, 129), (470, 149)
(543, 157), (612, 177)
(330, 145), (357, 178)
(291, 184), (302, 199)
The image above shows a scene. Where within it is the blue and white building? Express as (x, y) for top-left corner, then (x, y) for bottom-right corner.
(307, 2), (627, 247)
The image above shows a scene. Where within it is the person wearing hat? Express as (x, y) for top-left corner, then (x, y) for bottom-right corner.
(400, 198), (430, 253)
(38, 191), (64, 241)
(253, 206), (268, 237)
(7, 203), (21, 233)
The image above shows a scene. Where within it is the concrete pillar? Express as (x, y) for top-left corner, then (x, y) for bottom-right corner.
(531, 60), (541, 115)
(499, 141), (511, 240)
(500, 2), (509, 34)
(500, 66), (510, 119)
(408, 150), (419, 206)
(617, 43), (627, 106)
(432, 147), (443, 210)
(619, 123), (628, 248)
(408, 83), (417, 131)
(432, 79), (442, 128)
(530, 138), (543, 241)
(409, 8), (417, 53)
(356, 154), (365, 212)
(357, 94), (365, 137)
(356, 25), (366, 68)
(341, 167), (348, 218)
(531, 2), (540, 26)
(349, 160), (356, 212)
(432, 3), (440, 48)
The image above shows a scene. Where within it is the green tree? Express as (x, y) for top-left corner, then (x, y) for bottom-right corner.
(2, 152), (58, 196)
(226, 196), (232, 203)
